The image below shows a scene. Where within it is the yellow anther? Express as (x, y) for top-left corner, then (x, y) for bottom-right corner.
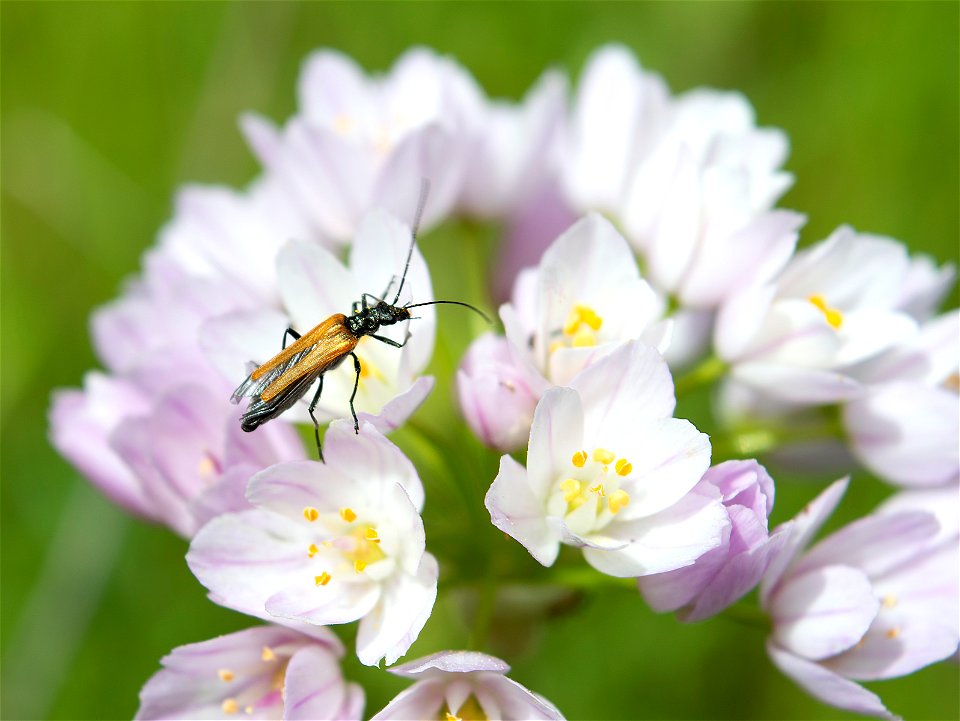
(593, 448), (616, 465)
(885, 627), (901, 639)
(615, 458), (633, 476)
(572, 327), (597, 347)
(307, 543), (319, 558)
(808, 294), (843, 329)
(222, 698), (239, 714)
(881, 594), (898, 608)
(339, 507), (357, 523)
(364, 527), (380, 543)
(560, 479), (582, 503)
(261, 646), (276, 661)
(354, 559), (367, 574)
(578, 305), (603, 331)
(608, 489), (630, 514)
(218, 668), (235, 682)
(446, 714), (462, 721)
(315, 572), (332, 587)
(572, 450), (588, 468)
(563, 309), (583, 336)
(303, 506), (319, 522)
(590, 483), (606, 497)
(198, 454), (218, 479)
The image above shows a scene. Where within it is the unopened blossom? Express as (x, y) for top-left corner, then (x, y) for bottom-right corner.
(458, 70), (567, 219)
(243, 48), (484, 245)
(486, 341), (726, 576)
(188, 422), (438, 666)
(843, 310), (959, 487)
(50, 367), (305, 537)
(203, 208), (437, 433)
(372, 651), (564, 721)
(136, 625), (363, 720)
(456, 333), (539, 451)
(715, 226), (919, 404)
(638, 460), (791, 621)
(459, 213), (667, 450)
(561, 44), (799, 310)
(762, 479), (959, 719)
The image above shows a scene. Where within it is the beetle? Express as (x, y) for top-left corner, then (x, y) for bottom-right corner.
(230, 181), (488, 460)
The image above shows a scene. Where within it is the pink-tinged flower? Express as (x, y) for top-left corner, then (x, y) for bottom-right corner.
(638, 460), (791, 621)
(187, 422), (438, 666)
(157, 178), (314, 306)
(843, 310), (960, 487)
(895, 253), (956, 322)
(458, 70), (567, 219)
(50, 367), (306, 537)
(371, 651), (565, 721)
(203, 209), (437, 434)
(242, 48), (483, 245)
(485, 341), (726, 576)
(761, 479), (959, 719)
(136, 625), (363, 721)
(561, 45), (671, 215)
(561, 45), (798, 310)
(715, 226), (919, 404)
(456, 333), (539, 452)
(459, 213), (668, 451)
(620, 94), (801, 309)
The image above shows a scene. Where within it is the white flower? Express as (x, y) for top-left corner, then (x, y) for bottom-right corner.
(243, 48), (483, 244)
(716, 226), (919, 403)
(187, 422), (438, 666)
(202, 208), (436, 432)
(485, 341), (726, 576)
(458, 213), (668, 450)
(372, 651), (565, 721)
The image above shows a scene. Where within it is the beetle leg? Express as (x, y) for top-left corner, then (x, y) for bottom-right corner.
(307, 376), (325, 462)
(348, 352), (361, 433)
(369, 333), (407, 348)
(282, 327), (302, 349)
(380, 274), (398, 300)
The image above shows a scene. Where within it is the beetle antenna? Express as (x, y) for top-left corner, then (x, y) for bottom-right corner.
(392, 178), (431, 305)
(405, 299), (493, 324)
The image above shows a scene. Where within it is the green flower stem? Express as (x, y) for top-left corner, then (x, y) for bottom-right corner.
(674, 356), (728, 397)
(719, 603), (770, 631)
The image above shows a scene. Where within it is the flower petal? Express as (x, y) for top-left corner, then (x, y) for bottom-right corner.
(766, 641), (895, 720)
(771, 564), (880, 661)
(486, 455), (560, 567)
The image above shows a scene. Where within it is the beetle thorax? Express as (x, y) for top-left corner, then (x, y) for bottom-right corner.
(347, 302), (410, 337)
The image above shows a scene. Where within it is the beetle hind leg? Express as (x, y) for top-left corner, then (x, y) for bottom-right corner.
(308, 377), (325, 462)
(348, 352), (361, 434)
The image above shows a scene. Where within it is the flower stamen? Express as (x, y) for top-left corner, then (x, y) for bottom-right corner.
(217, 668), (234, 682)
(222, 698), (239, 714)
(808, 294), (843, 329)
(314, 572), (332, 586)
(608, 490), (630, 514)
(303, 506), (319, 522)
(339, 507), (357, 523)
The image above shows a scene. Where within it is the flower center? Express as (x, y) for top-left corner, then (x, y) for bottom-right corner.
(549, 303), (604, 353)
(216, 645), (289, 715)
(302, 505), (386, 585)
(807, 294), (843, 329)
(442, 695), (488, 721)
(549, 448), (633, 533)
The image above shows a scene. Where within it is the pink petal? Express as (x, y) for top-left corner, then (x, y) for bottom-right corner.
(771, 564), (880, 661)
(766, 641), (895, 720)
(486, 455), (560, 567)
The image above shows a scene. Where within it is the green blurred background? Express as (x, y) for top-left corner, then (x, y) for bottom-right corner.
(2, 2), (958, 720)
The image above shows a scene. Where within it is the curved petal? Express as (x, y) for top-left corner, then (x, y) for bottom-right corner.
(766, 641), (895, 720)
(284, 645), (352, 721)
(389, 651), (510, 678)
(486, 455), (560, 567)
(771, 564), (880, 661)
(359, 375), (435, 435)
(526, 387), (584, 503)
(356, 553), (439, 666)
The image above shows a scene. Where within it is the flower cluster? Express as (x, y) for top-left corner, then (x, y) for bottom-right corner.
(50, 45), (957, 720)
